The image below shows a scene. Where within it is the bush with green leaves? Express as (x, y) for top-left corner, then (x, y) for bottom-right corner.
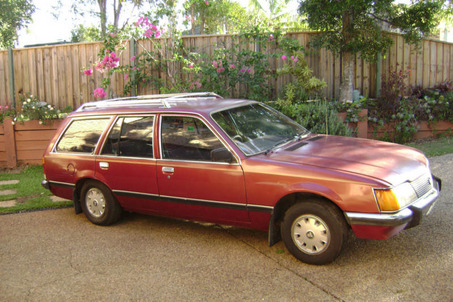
(270, 99), (354, 137)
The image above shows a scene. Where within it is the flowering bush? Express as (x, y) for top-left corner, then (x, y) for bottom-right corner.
(83, 21), (306, 101)
(336, 72), (453, 143)
(0, 105), (15, 124)
(16, 95), (71, 124)
(0, 95), (71, 125)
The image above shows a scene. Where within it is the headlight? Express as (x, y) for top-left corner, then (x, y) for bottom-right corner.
(374, 182), (417, 212)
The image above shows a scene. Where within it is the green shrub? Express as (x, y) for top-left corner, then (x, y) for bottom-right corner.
(270, 99), (354, 137)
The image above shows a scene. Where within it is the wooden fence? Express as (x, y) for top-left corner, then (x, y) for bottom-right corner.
(1, 32), (452, 109)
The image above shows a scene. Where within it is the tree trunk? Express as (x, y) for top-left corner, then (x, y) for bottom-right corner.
(340, 52), (354, 102)
(340, 9), (354, 102)
(97, 0), (107, 38)
(113, 0), (123, 30)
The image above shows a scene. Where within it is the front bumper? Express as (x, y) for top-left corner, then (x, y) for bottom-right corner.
(344, 176), (441, 239)
(41, 179), (50, 190)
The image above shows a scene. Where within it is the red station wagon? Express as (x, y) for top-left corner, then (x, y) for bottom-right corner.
(41, 93), (441, 264)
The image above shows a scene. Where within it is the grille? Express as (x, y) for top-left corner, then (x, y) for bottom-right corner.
(410, 173), (433, 198)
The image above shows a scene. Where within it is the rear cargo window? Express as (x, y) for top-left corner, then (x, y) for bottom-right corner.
(55, 118), (110, 153)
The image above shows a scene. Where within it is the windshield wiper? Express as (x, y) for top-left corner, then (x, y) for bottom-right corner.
(295, 131), (310, 141)
(264, 137), (294, 155)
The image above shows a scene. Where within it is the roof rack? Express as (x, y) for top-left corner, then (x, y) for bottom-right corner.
(75, 92), (223, 111)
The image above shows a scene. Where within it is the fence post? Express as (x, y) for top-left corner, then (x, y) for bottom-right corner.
(7, 48), (16, 109)
(357, 109), (368, 139)
(3, 117), (17, 168)
(376, 52), (382, 98)
(130, 39), (137, 96)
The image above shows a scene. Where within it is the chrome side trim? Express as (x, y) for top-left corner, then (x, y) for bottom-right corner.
(48, 180), (76, 189)
(112, 189), (273, 213)
(345, 188), (440, 227)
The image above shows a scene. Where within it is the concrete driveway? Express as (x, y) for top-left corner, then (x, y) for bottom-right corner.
(1, 154), (452, 302)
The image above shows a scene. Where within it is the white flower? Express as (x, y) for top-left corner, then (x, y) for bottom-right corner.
(27, 99), (31, 102)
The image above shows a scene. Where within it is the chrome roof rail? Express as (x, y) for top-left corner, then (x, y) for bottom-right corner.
(75, 92), (223, 111)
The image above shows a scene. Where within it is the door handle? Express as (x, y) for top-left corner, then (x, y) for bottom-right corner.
(162, 167), (174, 173)
(99, 162), (109, 169)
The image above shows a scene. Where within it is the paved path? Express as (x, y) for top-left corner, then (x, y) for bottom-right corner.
(0, 154), (452, 301)
(0, 180), (18, 207)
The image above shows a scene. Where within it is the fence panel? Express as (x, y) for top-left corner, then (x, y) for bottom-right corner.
(0, 32), (452, 109)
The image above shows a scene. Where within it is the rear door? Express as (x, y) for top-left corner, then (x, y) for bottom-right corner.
(155, 114), (249, 224)
(95, 115), (159, 212)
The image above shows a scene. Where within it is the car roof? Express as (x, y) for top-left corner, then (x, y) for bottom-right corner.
(69, 92), (257, 117)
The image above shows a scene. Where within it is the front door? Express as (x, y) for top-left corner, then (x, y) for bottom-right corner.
(156, 115), (249, 224)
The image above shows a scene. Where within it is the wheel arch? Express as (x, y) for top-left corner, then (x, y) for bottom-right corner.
(268, 191), (348, 247)
(73, 178), (110, 214)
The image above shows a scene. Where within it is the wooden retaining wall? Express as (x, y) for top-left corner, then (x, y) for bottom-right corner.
(0, 118), (62, 168)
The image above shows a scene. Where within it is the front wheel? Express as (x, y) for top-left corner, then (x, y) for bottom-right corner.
(281, 200), (347, 265)
(80, 181), (122, 226)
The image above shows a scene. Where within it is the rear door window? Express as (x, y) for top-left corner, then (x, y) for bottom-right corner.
(55, 118), (110, 153)
(101, 116), (154, 158)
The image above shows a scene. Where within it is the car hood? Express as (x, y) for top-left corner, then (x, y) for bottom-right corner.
(267, 135), (429, 186)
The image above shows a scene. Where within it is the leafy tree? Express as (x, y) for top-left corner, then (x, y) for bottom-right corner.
(0, 0), (35, 48)
(57, 0), (152, 38)
(183, 0), (249, 35)
(298, 0), (445, 102)
(70, 25), (102, 42)
(249, 0), (293, 26)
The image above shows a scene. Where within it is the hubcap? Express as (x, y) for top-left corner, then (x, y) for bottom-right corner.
(85, 188), (106, 218)
(291, 214), (330, 255)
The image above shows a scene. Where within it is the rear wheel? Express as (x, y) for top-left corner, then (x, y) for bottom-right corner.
(281, 200), (347, 265)
(80, 181), (122, 225)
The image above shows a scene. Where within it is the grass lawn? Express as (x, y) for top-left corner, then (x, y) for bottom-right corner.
(407, 136), (453, 157)
(0, 165), (73, 214)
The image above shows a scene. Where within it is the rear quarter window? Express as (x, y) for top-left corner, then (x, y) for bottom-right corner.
(55, 118), (110, 153)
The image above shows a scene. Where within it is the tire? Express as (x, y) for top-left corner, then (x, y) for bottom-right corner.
(281, 200), (347, 265)
(80, 180), (122, 225)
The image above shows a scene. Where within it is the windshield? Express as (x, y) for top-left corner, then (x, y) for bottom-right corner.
(212, 103), (310, 156)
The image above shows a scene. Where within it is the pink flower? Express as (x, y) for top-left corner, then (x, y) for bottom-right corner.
(282, 55), (287, 60)
(83, 68), (93, 76)
(124, 74), (129, 81)
(293, 57), (298, 63)
(212, 61), (218, 68)
(216, 67), (225, 73)
(230, 64), (236, 69)
(130, 56), (136, 61)
(93, 88), (107, 99)
(5, 106), (8, 109)
(268, 34), (274, 41)
(188, 64), (194, 68)
(205, 1), (209, 5)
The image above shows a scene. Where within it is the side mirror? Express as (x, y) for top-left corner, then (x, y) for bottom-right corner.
(211, 147), (236, 163)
